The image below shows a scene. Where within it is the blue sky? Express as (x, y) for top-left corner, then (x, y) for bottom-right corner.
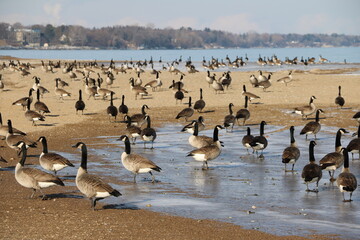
(1, 0), (359, 35)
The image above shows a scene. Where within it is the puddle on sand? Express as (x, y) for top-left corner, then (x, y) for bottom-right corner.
(62, 123), (360, 238)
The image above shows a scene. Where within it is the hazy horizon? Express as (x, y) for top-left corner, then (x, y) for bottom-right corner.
(1, 0), (359, 35)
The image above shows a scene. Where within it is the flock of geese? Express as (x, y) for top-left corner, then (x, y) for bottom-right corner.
(0, 55), (359, 210)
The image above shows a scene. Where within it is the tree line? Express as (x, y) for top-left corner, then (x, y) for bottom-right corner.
(0, 22), (359, 49)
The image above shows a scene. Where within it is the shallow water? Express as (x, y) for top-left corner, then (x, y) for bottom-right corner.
(58, 123), (360, 238)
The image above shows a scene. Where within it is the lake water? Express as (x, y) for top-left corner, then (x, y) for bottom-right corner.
(1, 47), (360, 64)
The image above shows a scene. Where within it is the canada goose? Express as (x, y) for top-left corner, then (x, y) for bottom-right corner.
(144, 72), (162, 91)
(346, 125), (360, 160)
(294, 96), (317, 119)
(236, 96), (250, 126)
(300, 109), (324, 140)
(242, 127), (254, 154)
(282, 126), (300, 172)
(97, 78), (114, 100)
(181, 116), (205, 134)
(75, 89), (86, 114)
(105, 72), (114, 87)
(134, 72), (142, 86)
(242, 85), (260, 102)
(34, 89), (50, 114)
(55, 78), (71, 100)
(211, 78), (224, 94)
(55, 78), (69, 88)
(188, 122), (218, 149)
(276, 71), (293, 86)
(194, 88), (206, 113)
(130, 104), (149, 127)
(84, 77), (97, 100)
(106, 92), (118, 121)
(118, 95), (128, 115)
(337, 148), (357, 202)
(124, 115), (141, 144)
(256, 73), (272, 91)
(0, 113), (26, 139)
(169, 75), (185, 90)
(353, 111), (360, 124)
(221, 71), (232, 90)
(258, 70), (271, 82)
(15, 141), (64, 199)
(72, 142), (121, 210)
(6, 120), (36, 152)
(187, 125), (223, 169)
(319, 128), (348, 181)
(205, 71), (215, 87)
(174, 84), (184, 104)
(12, 88), (34, 110)
(25, 99), (45, 126)
(223, 103), (236, 132)
(248, 74), (258, 87)
(176, 97), (194, 122)
(37, 136), (74, 175)
(141, 115), (157, 149)
(129, 77), (148, 100)
(118, 135), (161, 183)
(250, 121), (268, 157)
(302, 141), (322, 192)
(335, 86), (345, 108)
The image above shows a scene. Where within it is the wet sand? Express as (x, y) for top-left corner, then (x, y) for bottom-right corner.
(0, 57), (359, 239)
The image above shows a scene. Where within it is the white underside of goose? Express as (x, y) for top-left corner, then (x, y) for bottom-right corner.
(303, 177), (320, 183)
(95, 191), (111, 198)
(38, 181), (58, 188)
(252, 143), (265, 150)
(142, 135), (154, 141)
(138, 167), (153, 173)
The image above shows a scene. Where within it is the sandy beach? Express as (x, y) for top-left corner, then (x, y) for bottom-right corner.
(0, 56), (359, 240)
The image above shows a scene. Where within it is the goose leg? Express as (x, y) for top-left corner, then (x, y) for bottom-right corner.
(133, 174), (137, 183)
(149, 172), (155, 183)
(30, 189), (37, 198)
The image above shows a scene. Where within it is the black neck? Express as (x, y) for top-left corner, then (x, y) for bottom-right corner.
(343, 148), (349, 168)
(80, 144), (88, 170)
(200, 89), (203, 100)
(246, 127), (251, 136)
(315, 110), (320, 122)
(213, 126), (219, 141)
(79, 90), (82, 101)
(335, 130), (342, 148)
(41, 138), (48, 153)
(19, 144), (27, 166)
(357, 125), (360, 138)
(338, 86), (341, 96)
(121, 95), (125, 105)
(244, 96), (248, 109)
(124, 137), (131, 154)
(243, 85), (246, 92)
(290, 128), (295, 144)
(28, 89), (32, 97)
(146, 116), (151, 128)
(37, 89), (40, 101)
(193, 122), (199, 136)
(309, 142), (315, 162)
(0, 113), (2, 125)
(142, 105), (147, 115)
(188, 97), (192, 107)
(7, 120), (13, 134)
(110, 94), (114, 106)
(260, 122), (265, 136)
(229, 104), (233, 115)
